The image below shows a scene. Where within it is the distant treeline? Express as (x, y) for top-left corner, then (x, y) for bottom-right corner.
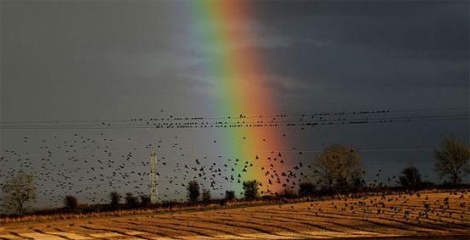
(1, 137), (468, 217)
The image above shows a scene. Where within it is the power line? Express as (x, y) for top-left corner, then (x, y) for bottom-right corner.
(1, 107), (467, 125)
(0, 114), (467, 130)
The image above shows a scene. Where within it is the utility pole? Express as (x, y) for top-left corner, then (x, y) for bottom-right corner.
(150, 151), (158, 204)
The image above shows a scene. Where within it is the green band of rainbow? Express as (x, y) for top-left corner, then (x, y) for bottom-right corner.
(189, 0), (287, 194)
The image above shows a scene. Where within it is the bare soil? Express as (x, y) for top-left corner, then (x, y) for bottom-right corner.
(0, 190), (469, 239)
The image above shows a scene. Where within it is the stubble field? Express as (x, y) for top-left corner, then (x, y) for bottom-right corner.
(0, 190), (469, 240)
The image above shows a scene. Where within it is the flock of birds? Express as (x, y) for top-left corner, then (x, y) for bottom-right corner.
(0, 108), (466, 208)
(1, 108), (467, 130)
(0, 130), (323, 207)
(273, 191), (470, 228)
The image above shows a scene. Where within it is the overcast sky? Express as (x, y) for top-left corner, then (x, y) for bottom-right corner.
(1, 0), (469, 207)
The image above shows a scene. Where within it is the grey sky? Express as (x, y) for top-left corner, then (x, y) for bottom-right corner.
(0, 0), (469, 208)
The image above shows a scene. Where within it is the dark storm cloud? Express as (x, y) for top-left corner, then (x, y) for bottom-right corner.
(2, 1), (467, 116)
(253, 0), (467, 56)
(253, 1), (468, 65)
(238, 1), (469, 110)
(0, 1), (205, 120)
(1, 1), (188, 53)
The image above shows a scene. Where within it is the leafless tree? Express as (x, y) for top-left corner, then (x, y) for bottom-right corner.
(1, 171), (37, 215)
(434, 138), (470, 185)
(313, 145), (363, 192)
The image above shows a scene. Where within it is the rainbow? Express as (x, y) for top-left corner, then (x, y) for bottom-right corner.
(188, 0), (287, 194)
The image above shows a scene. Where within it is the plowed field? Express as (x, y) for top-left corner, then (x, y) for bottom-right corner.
(1, 191), (469, 239)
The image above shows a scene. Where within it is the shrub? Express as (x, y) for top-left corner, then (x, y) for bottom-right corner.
(187, 180), (200, 203)
(421, 181), (435, 189)
(243, 180), (259, 200)
(64, 195), (78, 210)
(298, 182), (316, 197)
(399, 164), (422, 189)
(225, 190), (236, 201)
(282, 187), (298, 198)
(202, 189), (211, 203)
(110, 192), (121, 207)
(125, 193), (139, 208)
(140, 195), (151, 207)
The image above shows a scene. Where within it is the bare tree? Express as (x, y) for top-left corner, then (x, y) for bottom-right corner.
(434, 138), (470, 185)
(313, 145), (363, 192)
(1, 171), (37, 215)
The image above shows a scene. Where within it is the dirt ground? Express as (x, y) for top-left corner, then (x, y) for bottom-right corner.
(0, 190), (469, 240)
